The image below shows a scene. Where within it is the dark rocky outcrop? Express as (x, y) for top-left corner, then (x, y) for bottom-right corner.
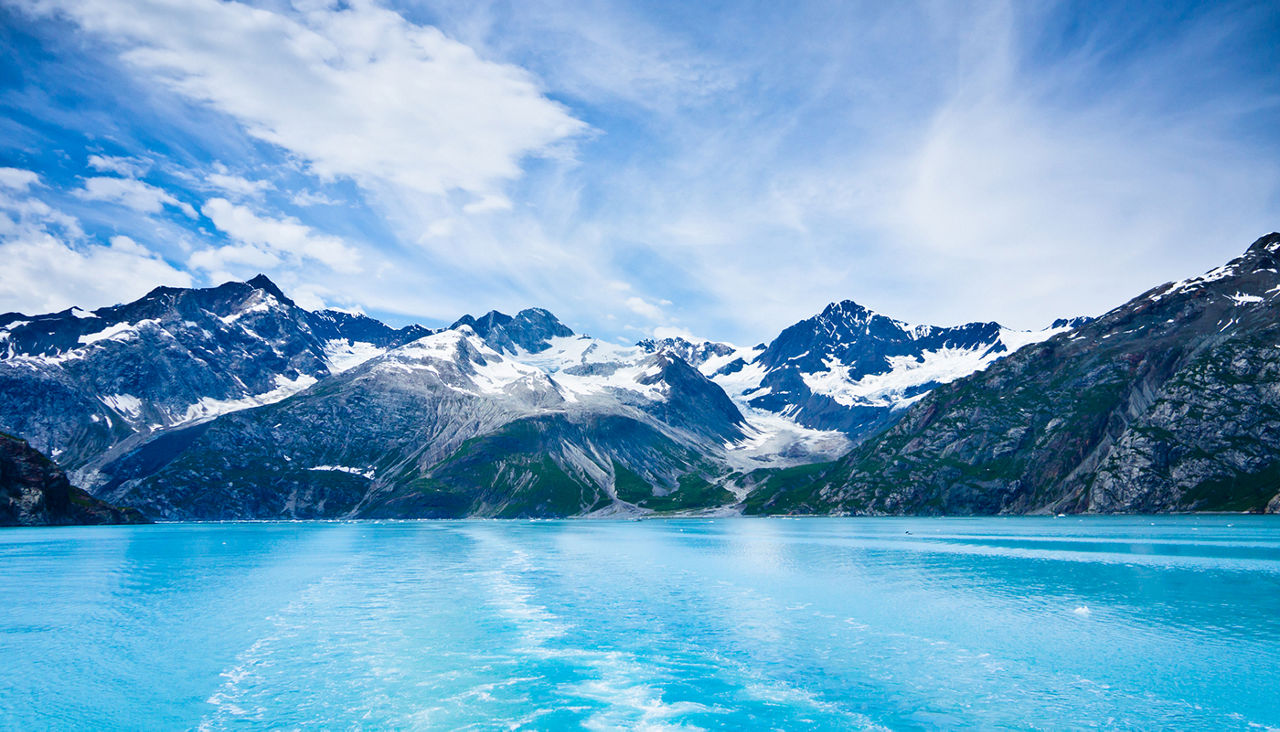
(0, 432), (147, 526)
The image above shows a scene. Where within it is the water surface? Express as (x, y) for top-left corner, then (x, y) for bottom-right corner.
(2, 516), (1278, 729)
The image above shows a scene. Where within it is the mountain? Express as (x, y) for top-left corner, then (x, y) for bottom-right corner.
(635, 336), (740, 369)
(94, 326), (745, 519)
(0, 432), (146, 526)
(0, 275), (432, 480)
(39, 277), (1079, 520)
(639, 303), (1075, 439)
(450, 307), (574, 354)
(745, 233), (1280, 516)
(16, 233), (1279, 522)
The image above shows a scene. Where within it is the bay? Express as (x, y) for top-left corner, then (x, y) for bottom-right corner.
(1, 516), (1278, 729)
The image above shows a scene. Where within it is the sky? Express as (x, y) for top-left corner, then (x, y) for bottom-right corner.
(1, 0), (1278, 345)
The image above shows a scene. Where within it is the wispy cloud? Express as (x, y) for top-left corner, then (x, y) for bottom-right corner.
(75, 176), (197, 218)
(33, 0), (586, 199)
(0, 168), (39, 191)
(86, 154), (148, 177)
(196, 198), (362, 275)
(0, 175), (191, 312)
(205, 171), (271, 199)
(2, 0), (1277, 342)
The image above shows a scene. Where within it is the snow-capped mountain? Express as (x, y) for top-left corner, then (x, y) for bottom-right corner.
(0, 275), (431, 475)
(0, 272), (1093, 521)
(95, 324), (749, 519)
(746, 232), (1280, 516)
(640, 301), (1080, 438)
(450, 307), (575, 354)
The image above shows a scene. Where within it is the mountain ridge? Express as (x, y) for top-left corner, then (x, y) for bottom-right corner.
(743, 232), (1280, 516)
(8, 236), (1276, 520)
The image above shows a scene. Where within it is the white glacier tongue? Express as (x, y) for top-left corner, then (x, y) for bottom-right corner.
(722, 408), (851, 470)
(323, 339), (386, 374)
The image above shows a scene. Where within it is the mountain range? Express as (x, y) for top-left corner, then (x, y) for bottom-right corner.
(3, 233), (1278, 522)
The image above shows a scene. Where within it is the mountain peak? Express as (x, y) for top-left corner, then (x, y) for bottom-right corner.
(1245, 232), (1280, 255)
(820, 299), (875, 321)
(449, 306), (572, 354)
(245, 274), (294, 306)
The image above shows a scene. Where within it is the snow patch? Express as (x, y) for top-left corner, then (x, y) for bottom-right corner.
(1228, 292), (1264, 306)
(79, 319), (158, 346)
(178, 374), (318, 425)
(323, 339), (385, 373)
(100, 393), (143, 420)
(308, 465), (374, 479)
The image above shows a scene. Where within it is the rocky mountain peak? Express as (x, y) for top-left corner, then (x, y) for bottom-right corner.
(819, 299), (876, 323)
(1051, 316), (1094, 330)
(450, 307), (573, 355)
(1244, 232), (1280, 255)
(244, 274), (295, 306)
(636, 336), (737, 368)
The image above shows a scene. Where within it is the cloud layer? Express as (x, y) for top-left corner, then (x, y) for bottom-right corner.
(1, 0), (1277, 342)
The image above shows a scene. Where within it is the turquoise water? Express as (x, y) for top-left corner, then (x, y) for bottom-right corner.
(1, 517), (1278, 730)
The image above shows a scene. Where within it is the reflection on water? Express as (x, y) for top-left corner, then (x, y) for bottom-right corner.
(1, 516), (1278, 729)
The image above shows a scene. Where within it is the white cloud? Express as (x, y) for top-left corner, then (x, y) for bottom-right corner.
(0, 168), (39, 191)
(651, 325), (701, 342)
(0, 191), (191, 313)
(206, 171), (272, 198)
(75, 176), (197, 217)
(462, 194), (513, 215)
(197, 197), (361, 274)
(42, 0), (585, 199)
(290, 190), (338, 207)
(87, 154), (149, 177)
(624, 295), (664, 320)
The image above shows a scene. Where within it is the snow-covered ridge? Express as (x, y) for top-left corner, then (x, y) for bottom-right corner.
(372, 328), (558, 399)
(511, 335), (672, 403)
(179, 374), (319, 426)
(639, 310), (1078, 443)
(79, 319), (160, 346)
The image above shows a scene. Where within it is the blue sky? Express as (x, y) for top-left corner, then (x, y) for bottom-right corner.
(1, 0), (1278, 344)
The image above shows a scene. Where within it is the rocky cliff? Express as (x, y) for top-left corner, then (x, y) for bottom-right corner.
(0, 432), (147, 526)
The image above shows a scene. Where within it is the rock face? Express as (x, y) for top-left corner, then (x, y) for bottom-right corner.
(635, 337), (739, 369)
(0, 275), (432, 477)
(450, 308), (574, 354)
(746, 233), (1280, 516)
(0, 432), (146, 526)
